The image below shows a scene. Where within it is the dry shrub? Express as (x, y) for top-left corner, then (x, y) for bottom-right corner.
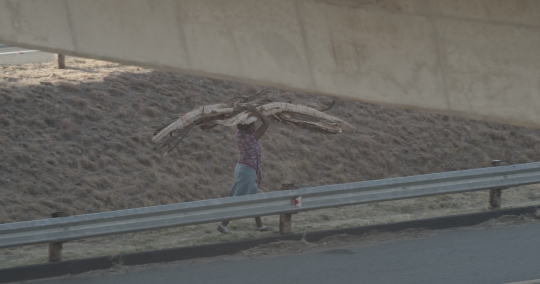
(12, 150), (31, 164)
(296, 135), (314, 146)
(0, 115), (10, 126)
(59, 83), (81, 92)
(11, 95), (27, 103)
(89, 91), (112, 105)
(139, 105), (159, 117)
(84, 107), (103, 122)
(519, 134), (538, 148)
(45, 158), (56, 166)
(98, 156), (114, 168)
(66, 96), (89, 108)
(107, 85), (127, 96)
(178, 82), (194, 91)
(63, 159), (79, 172)
(213, 166), (225, 175)
(137, 156), (153, 167)
(131, 78), (157, 89)
(19, 182), (37, 196)
(156, 86), (172, 94)
(103, 76), (128, 85)
(79, 157), (98, 172)
(124, 138), (137, 149)
(80, 136), (94, 147)
(197, 176), (210, 186)
(57, 118), (80, 139)
(39, 199), (57, 210)
(91, 177), (112, 190)
(43, 117), (55, 127)
(358, 135), (376, 149)
(70, 109), (89, 124)
(116, 106), (134, 118)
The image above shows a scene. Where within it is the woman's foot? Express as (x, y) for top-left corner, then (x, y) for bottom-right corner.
(255, 225), (269, 232)
(217, 224), (231, 234)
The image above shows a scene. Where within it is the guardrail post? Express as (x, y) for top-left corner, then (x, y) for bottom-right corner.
(48, 212), (68, 262)
(489, 160), (509, 210)
(57, 54), (65, 69)
(279, 183), (297, 235)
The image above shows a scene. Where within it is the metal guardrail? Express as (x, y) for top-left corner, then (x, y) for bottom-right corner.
(1, 162), (540, 249)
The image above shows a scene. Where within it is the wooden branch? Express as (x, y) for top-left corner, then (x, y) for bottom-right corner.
(152, 103), (233, 143)
(151, 92), (355, 154)
(216, 102), (355, 130)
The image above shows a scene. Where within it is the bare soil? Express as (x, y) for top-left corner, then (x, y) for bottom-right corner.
(1, 58), (540, 269)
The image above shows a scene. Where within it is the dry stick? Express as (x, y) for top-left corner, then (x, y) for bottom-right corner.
(227, 96), (249, 103)
(199, 109), (248, 129)
(163, 124), (195, 156)
(276, 113), (339, 134)
(199, 115), (227, 129)
(217, 102), (353, 129)
(245, 88), (269, 103)
(317, 100), (335, 112)
(155, 110), (225, 145)
(153, 98), (352, 152)
(153, 103), (233, 143)
(154, 120), (197, 151)
(160, 125), (194, 150)
(154, 128), (188, 151)
(153, 122), (172, 136)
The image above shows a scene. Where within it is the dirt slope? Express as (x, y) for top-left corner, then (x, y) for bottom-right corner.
(1, 58), (540, 224)
(2, 58), (540, 269)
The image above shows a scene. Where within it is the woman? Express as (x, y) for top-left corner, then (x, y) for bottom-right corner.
(217, 105), (270, 234)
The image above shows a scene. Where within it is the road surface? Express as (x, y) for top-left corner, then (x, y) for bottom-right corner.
(0, 44), (55, 65)
(23, 222), (540, 284)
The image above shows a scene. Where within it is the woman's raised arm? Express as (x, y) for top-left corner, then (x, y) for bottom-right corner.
(245, 105), (269, 140)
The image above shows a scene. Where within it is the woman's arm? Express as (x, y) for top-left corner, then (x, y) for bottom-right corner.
(245, 105), (270, 140)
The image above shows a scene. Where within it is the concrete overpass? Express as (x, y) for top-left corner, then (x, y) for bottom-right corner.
(1, 0), (539, 128)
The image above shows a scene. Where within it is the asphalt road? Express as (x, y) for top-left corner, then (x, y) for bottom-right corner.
(0, 44), (55, 65)
(25, 222), (540, 284)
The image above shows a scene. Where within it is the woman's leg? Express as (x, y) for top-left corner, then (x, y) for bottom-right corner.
(218, 165), (239, 233)
(254, 217), (262, 228)
(254, 217), (268, 231)
(217, 220), (231, 234)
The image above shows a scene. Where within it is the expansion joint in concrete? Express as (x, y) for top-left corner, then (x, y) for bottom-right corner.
(295, 0), (317, 90)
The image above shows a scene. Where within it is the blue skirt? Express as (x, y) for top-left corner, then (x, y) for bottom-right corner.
(229, 164), (259, 197)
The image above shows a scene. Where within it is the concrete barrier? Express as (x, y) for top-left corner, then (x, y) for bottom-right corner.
(1, 0), (539, 128)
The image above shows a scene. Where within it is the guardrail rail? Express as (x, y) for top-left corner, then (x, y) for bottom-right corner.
(1, 162), (540, 249)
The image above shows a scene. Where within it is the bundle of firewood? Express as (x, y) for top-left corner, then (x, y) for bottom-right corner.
(152, 90), (355, 156)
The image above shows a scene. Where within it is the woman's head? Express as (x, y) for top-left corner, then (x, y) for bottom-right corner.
(237, 122), (255, 134)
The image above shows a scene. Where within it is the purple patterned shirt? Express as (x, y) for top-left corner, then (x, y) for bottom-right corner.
(236, 130), (262, 184)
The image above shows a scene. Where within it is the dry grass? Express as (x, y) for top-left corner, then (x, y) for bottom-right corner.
(1, 58), (540, 268)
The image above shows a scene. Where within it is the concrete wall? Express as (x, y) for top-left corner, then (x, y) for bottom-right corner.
(1, 0), (539, 128)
